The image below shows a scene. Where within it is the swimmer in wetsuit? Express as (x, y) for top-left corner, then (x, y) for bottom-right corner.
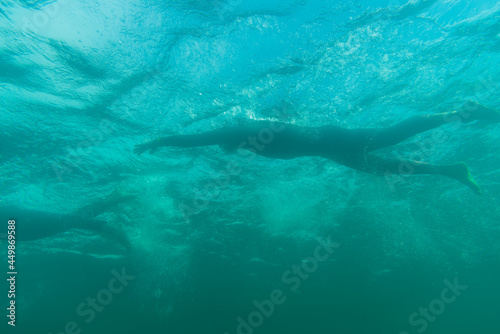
(0, 189), (136, 249)
(134, 101), (500, 194)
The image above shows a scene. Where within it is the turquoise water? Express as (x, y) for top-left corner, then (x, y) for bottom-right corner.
(1, 0), (500, 333)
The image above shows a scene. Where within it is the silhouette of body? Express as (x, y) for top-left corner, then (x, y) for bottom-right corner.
(0, 190), (135, 248)
(135, 101), (500, 193)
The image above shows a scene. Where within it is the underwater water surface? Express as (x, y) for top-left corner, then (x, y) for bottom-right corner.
(1, 0), (500, 333)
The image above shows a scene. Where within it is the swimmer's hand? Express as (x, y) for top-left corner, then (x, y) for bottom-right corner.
(134, 139), (160, 155)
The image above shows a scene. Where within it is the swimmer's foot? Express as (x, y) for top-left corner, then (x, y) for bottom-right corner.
(460, 100), (500, 123)
(445, 162), (482, 194)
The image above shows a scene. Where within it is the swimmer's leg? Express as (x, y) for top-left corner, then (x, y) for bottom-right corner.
(362, 101), (500, 151)
(461, 100), (500, 123)
(342, 154), (481, 194)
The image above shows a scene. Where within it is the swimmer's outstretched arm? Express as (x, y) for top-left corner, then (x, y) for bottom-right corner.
(133, 134), (219, 155)
(134, 138), (162, 155)
(72, 190), (136, 250)
(134, 128), (244, 155)
(74, 189), (137, 219)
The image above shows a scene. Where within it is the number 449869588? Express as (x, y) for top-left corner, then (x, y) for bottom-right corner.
(7, 220), (15, 270)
